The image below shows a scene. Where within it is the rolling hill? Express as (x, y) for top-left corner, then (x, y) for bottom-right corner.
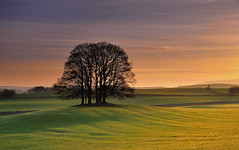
(177, 83), (238, 88)
(202, 78), (239, 85)
(1, 104), (239, 149)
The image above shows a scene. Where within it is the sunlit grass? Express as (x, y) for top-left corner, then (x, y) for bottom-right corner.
(0, 98), (79, 111)
(1, 105), (239, 149)
(0, 89), (239, 149)
(109, 96), (239, 105)
(135, 88), (213, 95)
(15, 92), (56, 98)
(1, 95), (239, 111)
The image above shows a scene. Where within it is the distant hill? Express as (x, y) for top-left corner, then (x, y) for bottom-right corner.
(178, 83), (239, 88)
(135, 86), (166, 89)
(202, 79), (239, 85)
(0, 86), (32, 93)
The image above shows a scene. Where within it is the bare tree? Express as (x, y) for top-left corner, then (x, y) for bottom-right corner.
(54, 42), (135, 105)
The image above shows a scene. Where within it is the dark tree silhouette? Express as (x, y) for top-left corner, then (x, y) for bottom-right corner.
(0, 89), (16, 99)
(28, 86), (54, 94)
(229, 86), (239, 95)
(54, 42), (135, 105)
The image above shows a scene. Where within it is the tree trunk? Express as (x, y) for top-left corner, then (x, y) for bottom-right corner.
(99, 76), (103, 103)
(88, 82), (92, 104)
(102, 75), (107, 103)
(95, 79), (100, 104)
(81, 84), (84, 105)
(84, 82), (88, 104)
(88, 70), (92, 105)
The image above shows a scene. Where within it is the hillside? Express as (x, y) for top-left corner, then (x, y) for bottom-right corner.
(177, 83), (238, 88)
(1, 105), (239, 149)
(1, 90), (239, 149)
(135, 88), (214, 95)
(202, 79), (239, 85)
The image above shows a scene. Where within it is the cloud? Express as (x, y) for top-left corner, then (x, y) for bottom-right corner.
(1, 0), (239, 86)
(0, 0), (238, 23)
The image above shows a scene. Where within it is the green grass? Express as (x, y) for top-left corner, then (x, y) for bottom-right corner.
(184, 104), (239, 109)
(1, 95), (239, 112)
(211, 88), (229, 94)
(1, 89), (239, 149)
(15, 92), (57, 98)
(135, 88), (214, 95)
(0, 98), (79, 112)
(1, 105), (239, 149)
(109, 95), (239, 105)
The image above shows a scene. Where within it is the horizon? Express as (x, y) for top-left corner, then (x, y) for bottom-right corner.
(1, 0), (239, 87)
(1, 80), (239, 89)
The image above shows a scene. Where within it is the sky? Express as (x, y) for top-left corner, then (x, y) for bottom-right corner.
(0, 0), (239, 87)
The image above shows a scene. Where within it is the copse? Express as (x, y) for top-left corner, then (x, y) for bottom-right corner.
(54, 42), (135, 105)
(229, 86), (239, 95)
(0, 89), (16, 99)
(28, 86), (54, 94)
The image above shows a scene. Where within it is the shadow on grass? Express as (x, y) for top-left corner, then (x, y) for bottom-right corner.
(0, 103), (133, 135)
(0, 110), (36, 116)
(71, 102), (124, 108)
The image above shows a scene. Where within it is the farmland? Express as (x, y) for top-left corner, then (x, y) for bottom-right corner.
(0, 88), (239, 149)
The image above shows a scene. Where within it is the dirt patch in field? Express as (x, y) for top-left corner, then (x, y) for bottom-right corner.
(0, 110), (36, 115)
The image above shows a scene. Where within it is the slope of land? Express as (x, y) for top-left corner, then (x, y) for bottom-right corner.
(2, 94), (239, 112)
(110, 96), (239, 106)
(1, 91), (239, 149)
(178, 83), (238, 88)
(135, 88), (228, 96)
(1, 105), (239, 149)
(202, 78), (239, 85)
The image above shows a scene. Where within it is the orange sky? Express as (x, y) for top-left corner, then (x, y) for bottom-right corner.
(1, 0), (239, 87)
(1, 49), (239, 87)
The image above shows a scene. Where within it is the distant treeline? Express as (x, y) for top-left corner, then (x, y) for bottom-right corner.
(229, 86), (239, 95)
(0, 89), (16, 98)
(27, 86), (55, 94)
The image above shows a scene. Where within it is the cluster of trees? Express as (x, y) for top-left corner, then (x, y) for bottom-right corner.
(229, 86), (239, 95)
(54, 42), (135, 105)
(0, 89), (16, 99)
(28, 86), (54, 94)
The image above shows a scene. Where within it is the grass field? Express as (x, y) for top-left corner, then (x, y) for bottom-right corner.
(1, 88), (239, 149)
(135, 88), (229, 95)
(0, 98), (79, 112)
(135, 88), (213, 95)
(109, 95), (239, 106)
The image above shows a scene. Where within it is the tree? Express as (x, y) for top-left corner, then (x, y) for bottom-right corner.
(0, 89), (16, 99)
(28, 86), (54, 94)
(54, 42), (135, 105)
(229, 86), (239, 95)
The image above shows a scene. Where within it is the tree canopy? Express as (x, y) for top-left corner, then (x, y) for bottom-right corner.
(0, 89), (16, 99)
(229, 86), (239, 95)
(55, 42), (135, 105)
(28, 86), (54, 94)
